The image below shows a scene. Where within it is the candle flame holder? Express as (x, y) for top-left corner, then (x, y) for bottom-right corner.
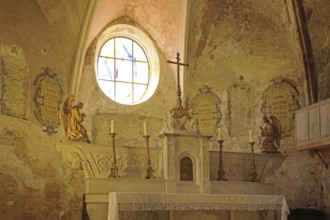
(217, 139), (227, 181)
(144, 135), (155, 179)
(248, 142), (259, 182)
(108, 132), (120, 178)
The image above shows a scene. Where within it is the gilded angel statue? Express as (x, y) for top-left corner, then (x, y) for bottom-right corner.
(60, 95), (90, 143)
(257, 115), (282, 153)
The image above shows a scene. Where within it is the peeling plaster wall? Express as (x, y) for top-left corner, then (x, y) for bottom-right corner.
(187, 0), (305, 147)
(0, 114), (85, 220)
(36, 0), (90, 84)
(186, 0), (322, 209)
(0, 44), (29, 119)
(79, 0), (188, 147)
(0, 0), (182, 218)
(0, 0), (329, 218)
(80, 18), (178, 148)
(303, 0), (330, 101)
(87, 0), (187, 61)
(0, 1), (87, 219)
(302, 0), (330, 211)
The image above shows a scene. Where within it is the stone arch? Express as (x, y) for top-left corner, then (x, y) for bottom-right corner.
(0, 172), (23, 220)
(180, 157), (193, 181)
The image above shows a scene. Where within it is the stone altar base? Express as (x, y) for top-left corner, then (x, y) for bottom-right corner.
(84, 194), (108, 220)
(209, 151), (284, 182)
(210, 181), (274, 194)
(85, 195), (281, 220)
(107, 192), (288, 220)
(85, 178), (275, 195)
(85, 178), (167, 193)
(84, 179), (278, 220)
(56, 141), (285, 220)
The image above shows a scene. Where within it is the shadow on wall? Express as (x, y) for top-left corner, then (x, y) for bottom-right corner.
(288, 208), (329, 220)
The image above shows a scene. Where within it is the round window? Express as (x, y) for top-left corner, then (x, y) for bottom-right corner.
(95, 24), (159, 105)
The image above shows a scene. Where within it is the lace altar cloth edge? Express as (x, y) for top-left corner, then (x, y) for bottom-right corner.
(108, 192), (289, 220)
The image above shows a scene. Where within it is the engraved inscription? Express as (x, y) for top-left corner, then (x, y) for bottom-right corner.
(42, 81), (61, 123)
(261, 79), (300, 136)
(197, 102), (216, 135)
(269, 92), (289, 122)
(191, 85), (222, 136)
(34, 67), (63, 134)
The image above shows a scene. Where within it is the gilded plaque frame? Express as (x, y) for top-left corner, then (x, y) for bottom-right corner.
(33, 67), (63, 134)
(190, 85), (222, 136)
(261, 79), (300, 137)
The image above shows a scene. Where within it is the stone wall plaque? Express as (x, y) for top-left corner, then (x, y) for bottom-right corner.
(261, 79), (300, 136)
(190, 85), (222, 136)
(34, 67), (63, 134)
(0, 44), (29, 119)
(227, 84), (255, 137)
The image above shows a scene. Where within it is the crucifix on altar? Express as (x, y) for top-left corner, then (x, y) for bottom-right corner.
(167, 52), (190, 119)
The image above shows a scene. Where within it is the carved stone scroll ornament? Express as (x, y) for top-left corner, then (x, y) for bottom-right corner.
(260, 79), (300, 137)
(57, 143), (161, 179)
(33, 67), (63, 134)
(94, 152), (159, 177)
(60, 145), (94, 178)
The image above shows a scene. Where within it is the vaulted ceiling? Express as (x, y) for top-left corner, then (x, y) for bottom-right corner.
(1, 0), (329, 101)
(33, 0), (188, 95)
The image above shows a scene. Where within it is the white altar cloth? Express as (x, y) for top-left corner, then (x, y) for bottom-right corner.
(108, 192), (289, 220)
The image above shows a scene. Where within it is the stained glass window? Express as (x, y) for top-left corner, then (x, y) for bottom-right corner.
(97, 37), (150, 105)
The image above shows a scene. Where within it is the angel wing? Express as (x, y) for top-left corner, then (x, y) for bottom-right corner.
(269, 115), (282, 148)
(59, 95), (74, 137)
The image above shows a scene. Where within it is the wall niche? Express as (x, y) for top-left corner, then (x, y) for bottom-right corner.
(0, 172), (20, 220)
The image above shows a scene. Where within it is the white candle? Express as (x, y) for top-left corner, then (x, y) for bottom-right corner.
(217, 127), (222, 140)
(111, 120), (115, 133)
(143, 122), (148, 136)
(249, 129), (253, 142)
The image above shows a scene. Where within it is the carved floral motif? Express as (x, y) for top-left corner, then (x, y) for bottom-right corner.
(57, 143), (161, 178)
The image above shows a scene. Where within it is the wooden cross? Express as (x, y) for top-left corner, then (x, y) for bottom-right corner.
(167, 52), (189, 109)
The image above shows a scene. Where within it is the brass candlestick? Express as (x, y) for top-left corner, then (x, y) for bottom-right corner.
(217, 140), (227, 181)
(144, 135), (154, 179)
(248, 142), (258, 182)
(108, 133), (120, 178)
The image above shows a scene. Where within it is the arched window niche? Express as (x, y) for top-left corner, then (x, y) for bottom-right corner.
(94, 23), (160, 105)
(180, 157), (194, 181)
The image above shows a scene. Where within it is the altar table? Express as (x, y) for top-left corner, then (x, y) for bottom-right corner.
(108, 192), (289, 220)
